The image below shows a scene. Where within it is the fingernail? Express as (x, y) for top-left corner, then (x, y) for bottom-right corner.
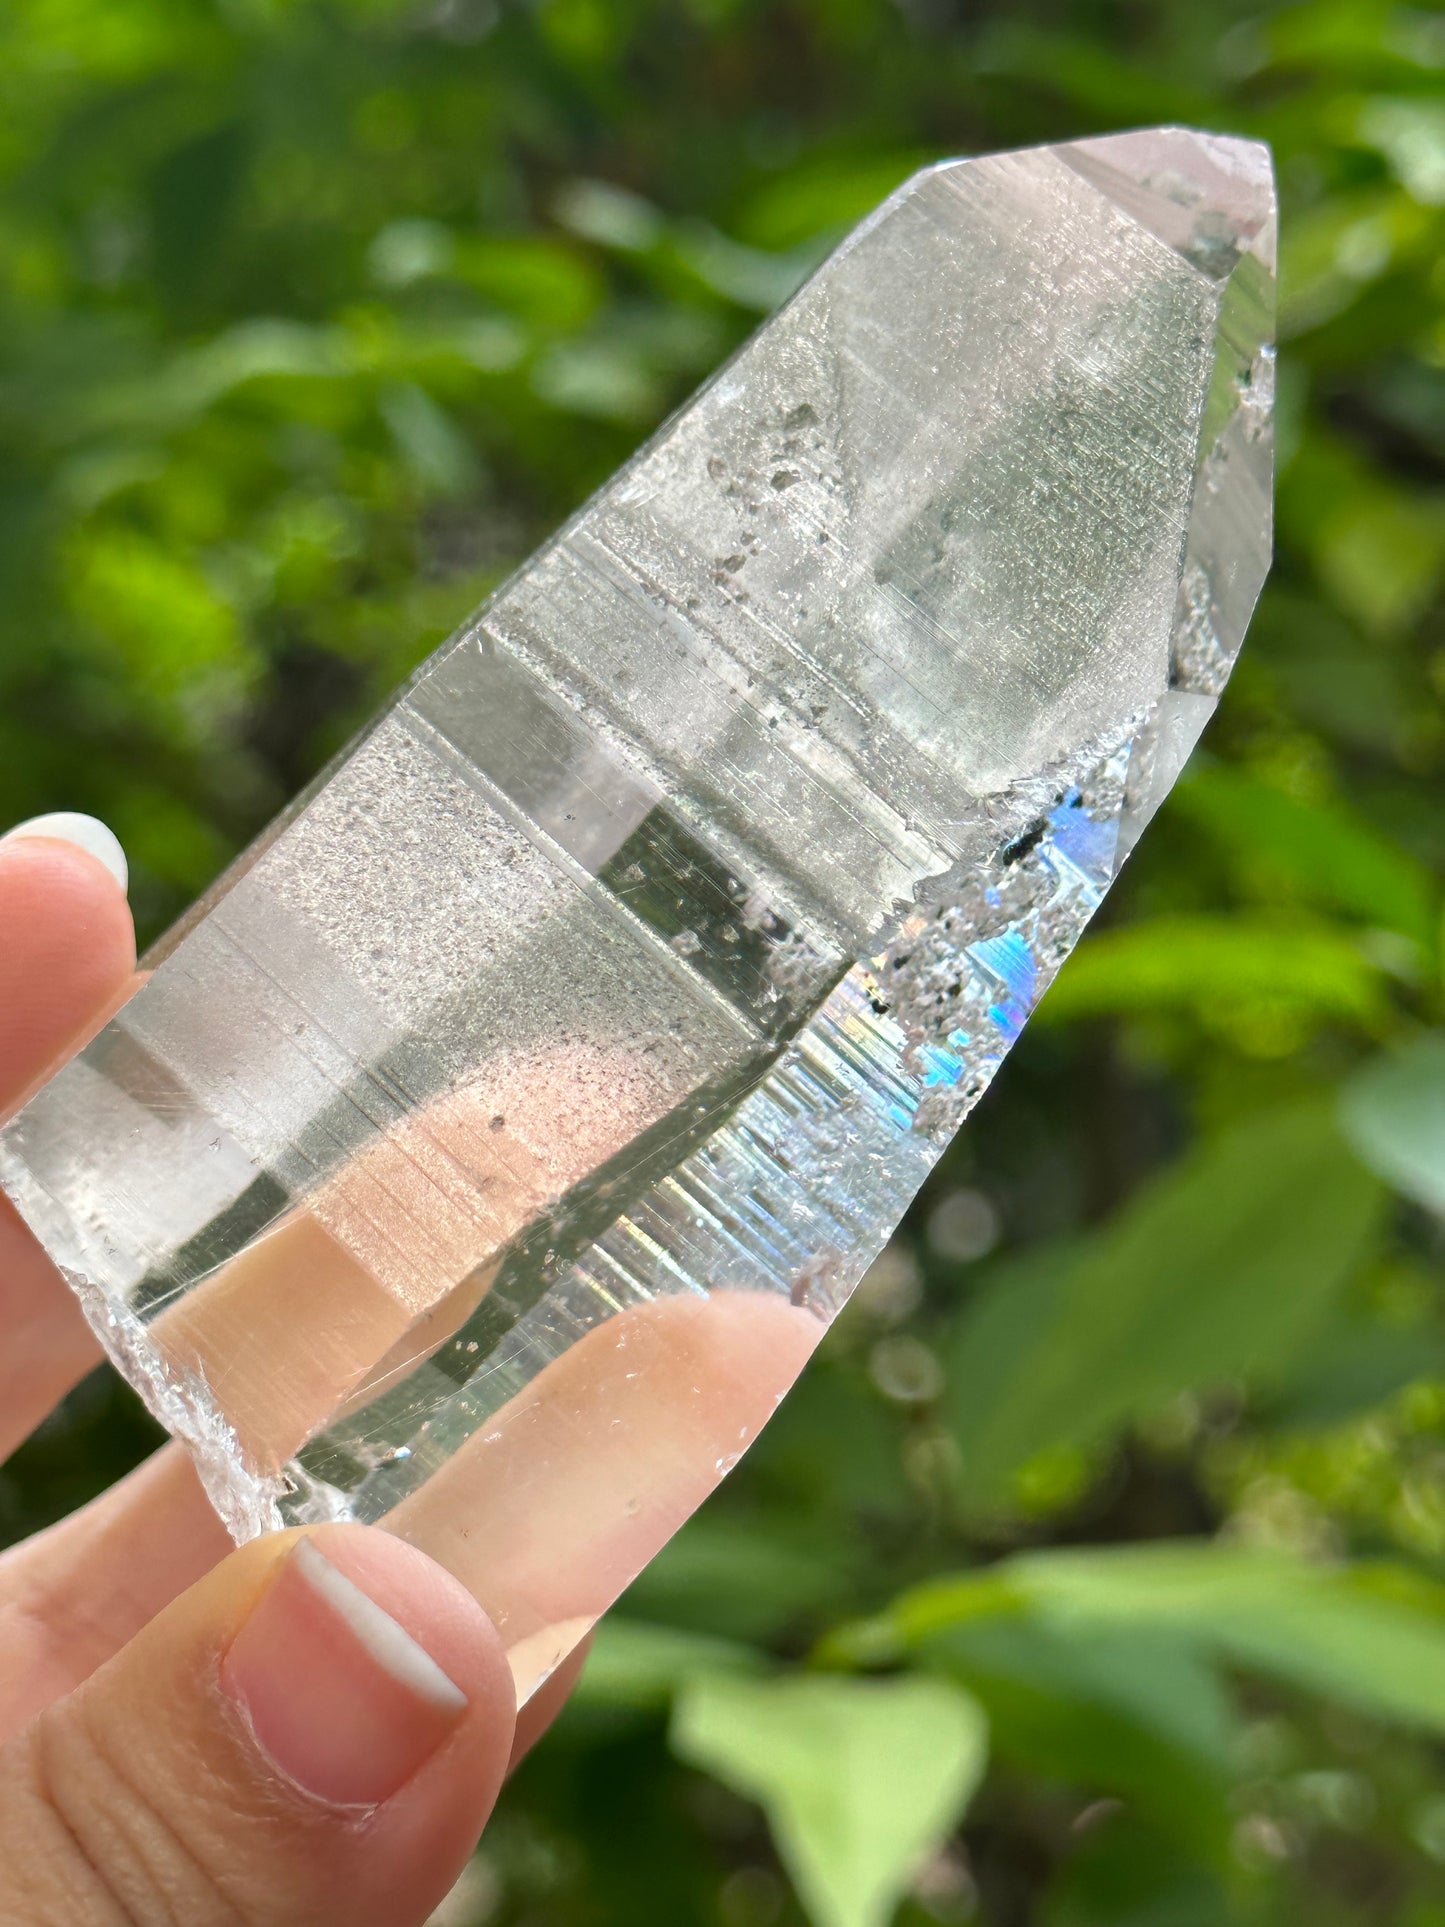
(1, 812), (128, 893)
(221, 1538), (468, 1808)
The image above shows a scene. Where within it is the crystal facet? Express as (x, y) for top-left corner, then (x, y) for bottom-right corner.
(0, 130), (1274, 1699)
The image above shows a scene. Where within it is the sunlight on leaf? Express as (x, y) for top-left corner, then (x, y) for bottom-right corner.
(1042, 913), (1388, 1032)
(672, 1673), (988, 1927)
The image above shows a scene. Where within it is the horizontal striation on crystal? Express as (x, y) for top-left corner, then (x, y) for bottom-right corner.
(0, 128), (1274, 1700)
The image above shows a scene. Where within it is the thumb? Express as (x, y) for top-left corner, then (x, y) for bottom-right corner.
(0, 1525), (517, 1926)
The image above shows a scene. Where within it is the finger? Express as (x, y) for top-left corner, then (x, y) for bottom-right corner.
(0, 1444), (591, 1756)
(0, 817), (135, 1109)
(388, 1287), (822, 1699)
(0, 1195), (102, 1464)
(0, 1524), (516, 1927)
(2, 1288), (817, 1748)
(0, 822), (137, 1460)
(0, 1446), (230, 1739)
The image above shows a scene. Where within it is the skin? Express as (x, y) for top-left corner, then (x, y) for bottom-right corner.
(0, 834), (584, 1926)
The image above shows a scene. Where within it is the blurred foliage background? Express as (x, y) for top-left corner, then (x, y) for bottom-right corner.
(0, 0), (1443, 1922)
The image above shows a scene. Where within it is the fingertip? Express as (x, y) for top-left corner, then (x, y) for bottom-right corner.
(0, 832), (137, 1107)
(301, 1524), (518, 1745)
(2, 813), (128, 893)
(20, 1524), (520, 1927)
(230, 1526), (519, 1906)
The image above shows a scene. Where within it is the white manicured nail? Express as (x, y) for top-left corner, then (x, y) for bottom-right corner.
(1, 812), (128, 893)
(220, 1536), (469, 1807)
(291, 1538), (468, 1715)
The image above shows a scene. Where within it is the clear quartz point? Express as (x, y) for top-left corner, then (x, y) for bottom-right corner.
(0, 129), (1274, 1700)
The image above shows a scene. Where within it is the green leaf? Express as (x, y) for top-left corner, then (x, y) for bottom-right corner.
(925, 1619), (1234, 1855)
(1277, 186), (1432, 337)
(734, 150), (936, 249)
(1040, 914), (1388, 1031)
(671, 220), (818, 312)
(1251, 586), (1419, 756)
(1316, 489), (1445, 637)
(574, 1619), (765, 1710)
(1042, 1817), (1229, 1927)
(149, 319), (346, 420)
(1278, 427), (1445, 633)
(1267, 1309), (1445, 1427)
(943, 1103), (1386, 1500)
(627, 1511), (863, 1640)
(1175, 765), (1439, 947)
(941, 1239), (1077, 1494)
(1355, 97), (1445, 208)
(377, 383), (480, 497)
(552, 178), (667, 253)
(671, 1673), (988, 1927)
(1340, 1034), (1445, 1215)
(450, 233), (604, 331)
(530, 338), (664, 424)
(63, 526), (258, 746)
(367, 217), (457, 287)
(876, 1543), (1445, 1738)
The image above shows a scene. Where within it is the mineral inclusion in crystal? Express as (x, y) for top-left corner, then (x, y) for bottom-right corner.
(0, 130), (1274, 1698)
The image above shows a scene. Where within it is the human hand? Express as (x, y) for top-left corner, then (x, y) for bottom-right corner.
(0, 818), (574, 1926)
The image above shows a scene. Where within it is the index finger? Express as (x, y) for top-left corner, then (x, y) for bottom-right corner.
(0, 825), (138, 1460)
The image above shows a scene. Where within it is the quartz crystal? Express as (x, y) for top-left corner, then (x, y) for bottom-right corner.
(0, 130), (1274, 1699)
